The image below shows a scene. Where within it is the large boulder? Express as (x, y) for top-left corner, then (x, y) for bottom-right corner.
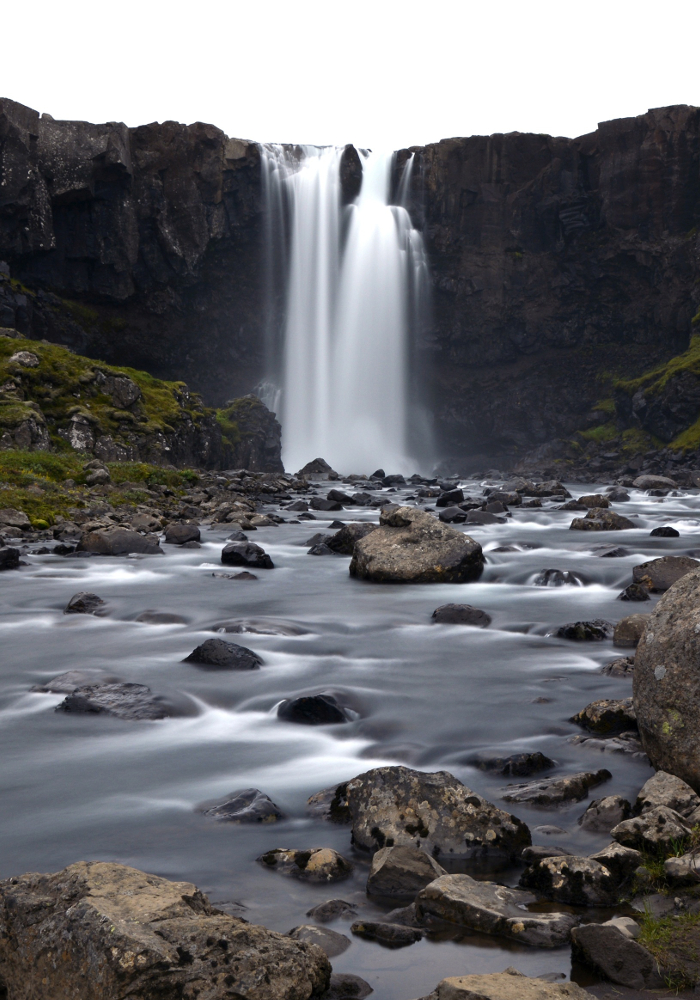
(0, 862), (330, 999)
(632, 555), (699, 591)
(413, 971), (589, 1000)
(611, 805), (692, 851)
(221, 541), (274, 569)
(77, 527), (163, 555)
(569, 509), (635, 531)
(634, 770), (700, 818)
(415, 875), (576, 947)
(349, 507), (484, 584)
(337, 765), (531, 861)
(366, 846), (447, 898)
(634, 566), (700, 790)
(571, 922), (664, 990)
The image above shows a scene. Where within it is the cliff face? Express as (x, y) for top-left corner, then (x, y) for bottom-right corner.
(2, 98), (700, 466)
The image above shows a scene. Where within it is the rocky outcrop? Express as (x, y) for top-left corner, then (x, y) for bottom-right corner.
(217, 394), (283, 472)
(0, 861), (331, 999)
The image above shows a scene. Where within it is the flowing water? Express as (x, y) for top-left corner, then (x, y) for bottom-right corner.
(2, 482), (698, 997)
(259, 146), (430, 475)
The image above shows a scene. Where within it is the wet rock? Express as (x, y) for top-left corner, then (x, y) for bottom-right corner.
(607, 488), (631, 502)
(306, 784), (352, 824)
(613, 614), (650, 647)
(416, 972), (590, 999)
(221, 541), (274, 569)
(350, 920), (422, 947)
(197, 787), (284, 823)
(258, 848), (353, 882)
(532, 569), (582, 587)
(0, 546), (20, 569)
(470, 751), (555, 777)
(56, 682), (173, 720)
(578, 796), (632, 832)
(308, 543), (334, 555)
(570, 698), (636, 733)
(602, 656), (635, 677)
(438, 505), (467, 524)
(366, 845), (447, 899)
(501, 769), (611, 807)
(212, 570), (258, 581)
(349, 506), (484, 584)
(306, 899), (358, 923)
(664, 851), (700, 883)
(289, 924), (350, 958)
(278, 694), (348, 725)
(164, 522), (201, 544)
(327, 489), (354, 505)
(651, 525), (680, 537)
(211, 618), (305, 636)
(554, 619), (613, 641)
(339, 765), (531, 860)
(633, 474), (678, 489)
(184, 638), (262, 670)
(131, 512), (163, 532)
(632, 554), (699, 591)
(311, 498), (342, 511)
(32, 669), (122, 693)
(596, 545), (629, 557)
(431, 604), (491, 626)
(326, 522), (378, 555)
(611, 805), (692, 851)
(298, 458), (338, 479)
(287, 500), (309, 511)
(135, 610), (188, 624)
(249, 514), (278, 527)
(63, 591), (106, 615)
(0, 861), (331, 1000)
(466, 509), (504, 525)
(383, 902), (423, 926)
(570, 508), (636, 531)
(519, 855), (616, 906)
(567, 730), (645, 757)
(618, 582), (651, 601)
(521, 845), (572, 862)
(633, 566), (700, 788)
(578, 494), (610, 508)
(77, 527), (163, 555)
(571, 922), (664, 990)
(322, 973), (373, 999)
(588, 842), (642, 883)
(415, 874), (576, 947)
(436, 488), (464, 507)
(226, 529), (249, 541)
(634, 770), (700, 818)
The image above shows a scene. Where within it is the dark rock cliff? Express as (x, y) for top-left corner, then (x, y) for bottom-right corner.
(2, 98), (699, 466)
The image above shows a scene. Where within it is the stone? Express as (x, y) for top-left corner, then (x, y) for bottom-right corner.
(578, 493), (610, 507)
(578, 795), (632, 832)
(0, 508), (31, 529)
(0, 861), (330, 1000)
(298, 458), (338, 478)
(431, 604), (491, 626)
(611, 805), (692, 851)
(501, 769), (611, 807)
(322, 973), (373, 999)
(8, 350), (39, 367)
(618, 582), (651, 601)
(415, 874), (576, 947)
(135, 610), (188, 624)
(589, 842), (642, 882)
(596, 545), (629, 557)
(311, 498), (342, 511)
(164, 521), (201, 544)
(184, 638), (262, 670)
(554, 619), (613, 641)
(308, 543), (334, 556)
(63, 591), (106, 615)
(569, 509), (635, 531)
(326, 522), (377, 555)
(633, 567), (700, 789)
(651, 525), (680, 537)
(327, 489), (354, 505)
(532, 569), (582, 587)
(32, 669), (122, 693)
(306, 899), (358, 923)
(77, 527), (163, 555)
(607, 488), (631, 502)
(338, 765), (531, 861)
(197, 788), (284, 823)
(602, 656), (635, 677)
(466, 509), (504, 525)
(470, 751), (555, 777)
(613, 614), (650, 647)
(366, 845), (447, 898)
(519, 855), (617, 906)
(289, 925), (350, 958)
(131, 512), (163, 532)
(278, 695), (348, 725)
(350, 921), (422, 947)
(521, 846), (572, 862)
(221, 541), (274, 569)
(55, 682), (173, 720)
(258, 848), (353, 882)
(287, 500), (309, 511)
(436, 488), (464, 507)
(415, 972), (590, 1000)
(634, 770), (700, 817)
(438, 505), (467, 523)
(633, 474), (678, 489)
(349, 506), (484, 584)
(602, 915), (641, 939)
(632, 554), (699, 592)
(570, 698), (636, 733)
(85, 467), (110, 486)
(0, 546), (20, 569)
(570, 922), (664, 990)
(664, 851), (700, 882)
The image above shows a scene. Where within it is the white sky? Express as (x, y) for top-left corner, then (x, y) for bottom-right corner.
(2, 0), (699, 150)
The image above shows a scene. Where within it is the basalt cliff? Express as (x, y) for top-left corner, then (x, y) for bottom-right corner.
(1, 97), (699, 474)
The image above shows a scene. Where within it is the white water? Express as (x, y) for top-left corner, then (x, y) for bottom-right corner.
(260, 145), (429, 475)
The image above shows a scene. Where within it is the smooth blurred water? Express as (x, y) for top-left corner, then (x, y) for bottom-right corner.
(1, 481), (698, 998)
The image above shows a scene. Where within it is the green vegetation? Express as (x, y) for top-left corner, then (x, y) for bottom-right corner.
(215, 405), (241, 448)
(638, 911), (700, 989)
(593, 397), (616, 415)
(615, 334), (700, 398)
(579, 421), (617, 444)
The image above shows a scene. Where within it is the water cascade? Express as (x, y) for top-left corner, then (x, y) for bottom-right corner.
(260, 145), (430, 474)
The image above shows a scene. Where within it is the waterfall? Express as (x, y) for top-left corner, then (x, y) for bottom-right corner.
(260, 144), (430, 475)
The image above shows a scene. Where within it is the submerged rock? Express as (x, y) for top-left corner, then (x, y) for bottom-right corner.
(366, 845), (447, 899)
(197, 787), (284, 823)
(32, 668), (122, 693)
(289, 924), (350, 958)
(258, 848), (353, 882)
(136, 610), (188, 624)
(278, 694), (349, 725)
(501, 769), (611, 807)
(56, 682), (173, 720)
(469, 751), (555, 777)
(323, 973), (373, 999)
(184, 638), (262, 670)
(532, 569), (582, 587)
(63, 591), (106, 615)
(221, 541), (274, 569)
(350, 920), (422, 947)
(431, 603), (491, 626)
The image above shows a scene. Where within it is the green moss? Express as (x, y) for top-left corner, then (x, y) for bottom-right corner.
(579, 421), (617, 443)
(593, 397), (616, 415)
(106, 462), (197, 489)
(63, 300), (99, 325)
(638, 912), (700, 989)
(692, 311), (700, 327)
(0, 450), (84, 484)
(615, 334), (700, 397)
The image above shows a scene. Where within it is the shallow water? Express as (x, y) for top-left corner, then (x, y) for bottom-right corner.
(1, 481), (697, 998)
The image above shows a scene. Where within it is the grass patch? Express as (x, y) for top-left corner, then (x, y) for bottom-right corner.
(615, 334), (700, 398)
(106, 462), (198, 489)
(0, 450), (85, 485)
(638, 911), (700, 989)
(579, 421), (618, 444)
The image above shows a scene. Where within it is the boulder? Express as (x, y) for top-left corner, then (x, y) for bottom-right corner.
(308, 543), (333, 556)
(131, 512), (163, 532)
(633, 474), (678, 489)
(618, 582), (651, 601)
(415, 875), (576, 947)
(438, 506), (467, 524)
(350, 921), (422, 947)
(197, 788), (284, 823)
(569, 509), (635, 531)
(470, 751), (554, 777)
(578, 494), (610, 507)
(289, 925), (350, 958)
(519, 856), (616, 906)
(278, 695), (348, 725)
(184, 638), (262, 670)
(431, 604), (491, 626)
(311, 498), (342, 512)
(414, 972), (589, 1000)
(607, 488), (631, 501)
(501, 769), (611, 807)
(588, 842), (642, 882)
(0, 546), (20, 570)
(323, 973), (373, 1000)
(164, 522), (201, 544)
(221, 541), (274, 569)
(570, 922), (664, 990)
(611, 805), (692, 851)
(634, 770), (700, 817)
(366, 845), (447, 898)
(0, 507), (30, 528)
(436, 488), (464, 507)
(651, 525), (680, 537)
(664, 851), (700, 883)
(613, 613), (650, 647)
(554, 619), (613, 641)
(578, 795), (631, 832)
(56, 682), (173, 720)
(570, 698), (636, 733)
(602, 655), (635, 677)
(633, 567), (700, 789)
(349, 506), (484, 584)
(632, 554), (699, 591)
(338, 765), (531, 860)
(327, 522), (377, 555)
(465, 509), (504, 525)
(63, 591), (106, 615)
(306, 899), (358, 923)
(0, 861), (330, 1000)
(258, 848), (353, 882)
(77, 527), (163, 555)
